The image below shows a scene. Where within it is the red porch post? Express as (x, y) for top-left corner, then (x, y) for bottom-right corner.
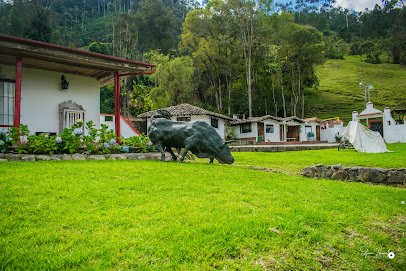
(114, 72), (121, 141)
(13, 57), (22, 128)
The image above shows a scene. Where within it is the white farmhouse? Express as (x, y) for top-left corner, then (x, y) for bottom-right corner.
(138, 104), (233, 139)
(0, 34), (155, 138)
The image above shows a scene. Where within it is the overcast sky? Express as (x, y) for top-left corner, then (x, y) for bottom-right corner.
(334, 0), (383, 11)
(200, 1), (384, 12)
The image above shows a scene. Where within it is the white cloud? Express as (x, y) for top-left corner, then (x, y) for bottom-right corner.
(334, 0), (383, 12)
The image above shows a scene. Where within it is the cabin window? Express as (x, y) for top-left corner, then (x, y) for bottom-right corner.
(240, 123), (251, 133)
(35, 132), (57, 136)
(266, 124), (274, 133)
(305, 125), (312, 133)
(177, 116), (191, 122)
(105, 116), (113, 122)
(0, 80), (15, 127)
(211, 118), (219, 128)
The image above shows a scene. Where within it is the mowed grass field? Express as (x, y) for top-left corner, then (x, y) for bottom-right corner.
(1, 146), (406, 270)
(306, 55), (406, 122)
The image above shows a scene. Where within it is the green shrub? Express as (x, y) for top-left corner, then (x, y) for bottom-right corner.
(121, 135), (154, 153)
(2, 121), (153, 155)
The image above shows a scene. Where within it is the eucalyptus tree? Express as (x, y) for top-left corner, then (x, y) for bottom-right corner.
(107, 1), (116, 56)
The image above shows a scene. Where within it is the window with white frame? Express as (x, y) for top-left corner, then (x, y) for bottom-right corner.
(177, 116), (191, 122)
(105, 116), (113, 122)
(266, 124), (274, 133)
(240, 123), (251, 133)
(0, 80), (15, 127)
(211, 118), (219, 128)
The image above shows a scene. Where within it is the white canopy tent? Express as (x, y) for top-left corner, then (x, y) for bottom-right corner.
(342, 121), (389, 153)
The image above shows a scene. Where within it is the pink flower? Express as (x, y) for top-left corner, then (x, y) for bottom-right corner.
(21, 139), (28, 145)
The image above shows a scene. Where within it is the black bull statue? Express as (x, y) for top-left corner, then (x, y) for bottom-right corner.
(148, 115), (235, 164)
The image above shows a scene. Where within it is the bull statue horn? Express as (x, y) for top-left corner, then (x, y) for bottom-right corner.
(224, 140), (238, 145)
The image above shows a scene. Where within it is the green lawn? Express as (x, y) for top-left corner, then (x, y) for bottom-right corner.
(1, 150), (405, 270)
(232, 143), (406, 174)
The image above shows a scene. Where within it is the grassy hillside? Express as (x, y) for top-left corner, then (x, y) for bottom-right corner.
(306, 55), (406, 123)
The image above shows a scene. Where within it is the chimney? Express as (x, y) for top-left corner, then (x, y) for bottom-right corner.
(352, 111), (358, 122)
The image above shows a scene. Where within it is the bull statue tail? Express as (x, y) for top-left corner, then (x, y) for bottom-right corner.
(151, 109), (172, 122)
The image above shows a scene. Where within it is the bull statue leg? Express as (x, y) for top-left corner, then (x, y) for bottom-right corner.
(165, 147), (178, 161)
(178, 144), (192, 163)
(155, 142), (166, 161)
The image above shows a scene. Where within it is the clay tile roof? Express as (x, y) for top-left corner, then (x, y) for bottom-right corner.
(284, 116), (306, 123)
(304, 117), (324, 123)
(230, 115), (283, 125)
(137, 103), (233, 120)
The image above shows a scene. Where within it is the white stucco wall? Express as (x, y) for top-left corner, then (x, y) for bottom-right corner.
(383, 108), (406, 143)
(262, 120), (280, 142)
(320, 122), (346, 143)
(0, 64), (100, 135)
(146, 114), (227, 139)
(304, 122), (323, 141)
(100, 114), (140, 138)
(233, 122), (258, 140)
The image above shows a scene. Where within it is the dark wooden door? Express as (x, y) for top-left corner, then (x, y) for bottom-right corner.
(316, 126), (321, 141)
(258, 122), (264, 142)
(369, 120), (383, 137)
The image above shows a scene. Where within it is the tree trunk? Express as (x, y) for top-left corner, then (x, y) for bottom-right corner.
(218, 78), (222, 113)
(271, 76), (277, 116)
(112, 13), (115, 56)
(226, 76), (232, 116)
(277, 49), (286, 118)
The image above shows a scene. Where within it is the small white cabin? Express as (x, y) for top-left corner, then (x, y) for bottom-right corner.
(138, 104), (233, 139)
(231, 115), (317, 143)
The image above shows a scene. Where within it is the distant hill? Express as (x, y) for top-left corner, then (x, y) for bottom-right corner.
(305, 55), (406, 123)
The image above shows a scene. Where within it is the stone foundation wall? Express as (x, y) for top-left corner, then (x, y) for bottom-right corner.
(0, 152), (174, 162)
(299, 164), (406, 185)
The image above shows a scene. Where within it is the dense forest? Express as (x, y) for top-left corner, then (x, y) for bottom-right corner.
(1, 0), (405, 119)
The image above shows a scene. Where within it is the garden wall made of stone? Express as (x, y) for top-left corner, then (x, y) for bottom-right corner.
(0, 152), (174, 162)
(299, 164), (406, 186)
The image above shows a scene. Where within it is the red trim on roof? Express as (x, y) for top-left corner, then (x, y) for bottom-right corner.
(359, 112), (383, 116)
(0, 34), (156, 68)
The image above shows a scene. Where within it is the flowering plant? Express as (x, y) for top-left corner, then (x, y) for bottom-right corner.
(74, 128), (83, 135)
(55, 137), (63, 144)
(0, 130), (12, 153)
(0, 122), (154, 155)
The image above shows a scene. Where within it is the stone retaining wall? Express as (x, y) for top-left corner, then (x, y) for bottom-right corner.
(0, 152), (173, 162)
(299, 164), (406, 185)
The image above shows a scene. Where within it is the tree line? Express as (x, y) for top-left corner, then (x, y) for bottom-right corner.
(1, 0), (405, 119)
